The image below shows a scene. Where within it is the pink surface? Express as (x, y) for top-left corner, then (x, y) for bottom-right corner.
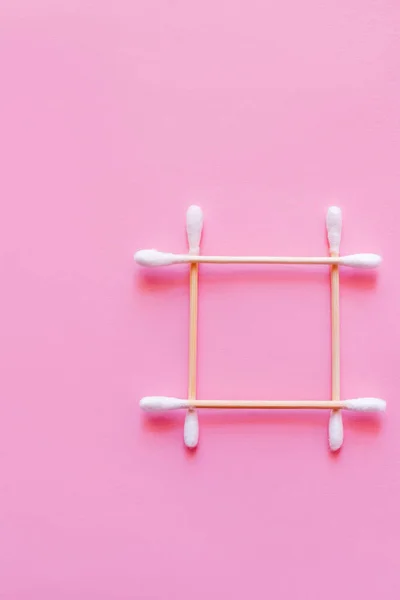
(0, 1), (399, 598)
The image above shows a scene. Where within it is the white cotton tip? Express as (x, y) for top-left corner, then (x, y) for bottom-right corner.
(140, 396), (188, 411)
(328, 410), (343, 451)
(184, 410), (199, 448)
(186, 205), (204, 254)
(326, 206), (342, 253)
(340, 253), (382, 268)
(344, 398), (386, 412)
(134, 249), (178, 267)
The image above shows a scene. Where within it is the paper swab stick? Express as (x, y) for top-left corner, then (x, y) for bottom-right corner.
(184, 205), (203, 448)
(326, 207), (343, 451)
(134, 249), (381, 268)
(140, 397), (386, 412)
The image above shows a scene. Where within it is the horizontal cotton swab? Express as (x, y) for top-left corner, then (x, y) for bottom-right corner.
(140, 397), (386, 412)
(134, 249), (381, 269)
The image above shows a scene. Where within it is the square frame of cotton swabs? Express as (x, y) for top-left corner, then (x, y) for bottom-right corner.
(134, 206), (385, 451)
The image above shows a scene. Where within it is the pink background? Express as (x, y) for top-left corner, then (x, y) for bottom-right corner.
(0, 1), (399, 598)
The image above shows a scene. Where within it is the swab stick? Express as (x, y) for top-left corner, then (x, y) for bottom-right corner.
(326, 207), (343, 451)
(184, 206), (203, 448)
(140, 396), (386, 412)
(134, 249), (381, 268)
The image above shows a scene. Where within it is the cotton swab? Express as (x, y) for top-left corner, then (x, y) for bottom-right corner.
(134, 249), (381, 268)
(184, 205), (203, 449)
(326, 206), (343, 451)
(140, 396), (386, 412)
